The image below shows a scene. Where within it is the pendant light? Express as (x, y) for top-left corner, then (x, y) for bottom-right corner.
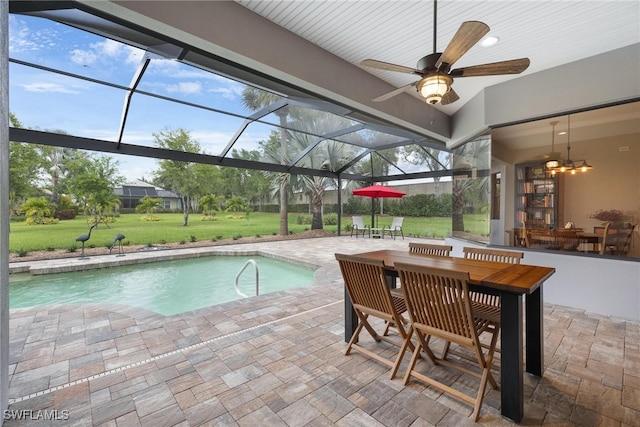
(548, 115), (593, 175)
(545, 121), (560, 170)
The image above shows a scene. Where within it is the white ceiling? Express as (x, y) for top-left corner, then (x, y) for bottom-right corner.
(234, 0), (640, 151)
(236, 0), (640, 117)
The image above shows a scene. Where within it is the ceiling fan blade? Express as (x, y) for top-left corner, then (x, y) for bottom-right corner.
(360, 59), (419, 74)
(440, 88), (459, 105)
(372, 82), (418, 102)
(435, 21), (490, 72)
(450, 58), (531, 77)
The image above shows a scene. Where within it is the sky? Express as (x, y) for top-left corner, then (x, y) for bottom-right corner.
(7, 12), (449, 185)
(8, 13), (277, 182)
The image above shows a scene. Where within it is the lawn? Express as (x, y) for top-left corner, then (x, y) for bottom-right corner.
(8, 212), (488, 253)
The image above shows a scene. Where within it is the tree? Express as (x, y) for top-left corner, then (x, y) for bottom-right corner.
(153, 128), (202, 226)
(8, 113), (43, 213)
(39, 144), (77, 205)
(199, 194), (221, 216)
(135, 196), (163, 215)
(285, 111), (358, 229)
(242, 87), (290, 235)
(225, 196), (249, 213)
(451, 137), (491, 234)
(19, 197), (57, 225)
(64, 152), (124, 225)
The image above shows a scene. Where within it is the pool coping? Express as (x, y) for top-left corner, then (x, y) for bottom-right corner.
(8, 246), (322, 276)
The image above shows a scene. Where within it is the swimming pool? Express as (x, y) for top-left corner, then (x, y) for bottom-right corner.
(9, 256), (315, 316)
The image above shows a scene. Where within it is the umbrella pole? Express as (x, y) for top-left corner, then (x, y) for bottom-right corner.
(371, 198), (375, 229)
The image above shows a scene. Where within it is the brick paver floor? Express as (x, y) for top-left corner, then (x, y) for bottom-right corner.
(6, 236), (640, 426)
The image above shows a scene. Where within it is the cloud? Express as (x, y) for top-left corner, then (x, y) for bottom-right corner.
(208, 84), (245, 101)
(70, 49), (98, 66)
(8, 15), (58, 54)
(166, 81), (202, 95)
(69, 39), (145, 68)
(20, 82), (79, 94)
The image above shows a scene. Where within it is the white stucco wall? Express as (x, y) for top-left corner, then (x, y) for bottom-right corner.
(447, 237), (640, 322)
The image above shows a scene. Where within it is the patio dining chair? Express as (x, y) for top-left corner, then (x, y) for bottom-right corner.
(408, 242), (452, 257)
(383, 216), (404, 240)
(395, 263), (500, 421)
(335, 253), (413, 379)
(350, 216), (370, 238)
(440, 247), (523, 359)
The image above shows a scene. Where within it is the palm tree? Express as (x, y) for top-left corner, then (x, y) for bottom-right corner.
(452, 136), (491, 233)
(242, 87), (290, 236)
(286, 112), (358, 229)
(199, 194), (221, 217)
(135, 196), (163, 215)
(20, 197), (55, 224)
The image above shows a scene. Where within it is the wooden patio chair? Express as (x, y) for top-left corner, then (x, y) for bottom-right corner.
(395, 263), (500, 421)
(408, 242), (452, 257)
(350, 216), (370, 238)
(447, 247), (523, 359)
(335, 253), (412, 379)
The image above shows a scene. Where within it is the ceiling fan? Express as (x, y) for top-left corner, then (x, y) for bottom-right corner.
(360, 0), (530, 105)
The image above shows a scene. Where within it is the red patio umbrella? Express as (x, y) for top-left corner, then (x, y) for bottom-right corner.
(352, 185), (406, 228)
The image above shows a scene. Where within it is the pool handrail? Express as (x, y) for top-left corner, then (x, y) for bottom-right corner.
(234, 259), (259, 298)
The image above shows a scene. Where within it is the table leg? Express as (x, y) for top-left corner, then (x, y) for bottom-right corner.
(500, 292), (524, 423)
(525, 286), (544, 376)
(344, 287), (357, 343)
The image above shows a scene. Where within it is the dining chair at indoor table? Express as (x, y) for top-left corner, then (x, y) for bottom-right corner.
(340, 249), (555, 423)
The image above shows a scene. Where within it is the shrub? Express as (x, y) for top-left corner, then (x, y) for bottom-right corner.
(323, 213), (338, 225)
(67, 244), (77, 253)
(55, 209), (77, 220)
(296, 214), (312, 225)
(190, 235), (197, 243)
(16, 248), (28, 257)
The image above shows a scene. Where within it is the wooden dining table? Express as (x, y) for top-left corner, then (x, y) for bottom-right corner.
(342, 249), (555, 423)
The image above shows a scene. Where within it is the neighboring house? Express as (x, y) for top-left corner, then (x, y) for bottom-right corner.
(114, 180), (181, 211)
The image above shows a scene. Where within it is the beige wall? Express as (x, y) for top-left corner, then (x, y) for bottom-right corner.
(498, 132), (639, 227)
(494, 131), (640, 256)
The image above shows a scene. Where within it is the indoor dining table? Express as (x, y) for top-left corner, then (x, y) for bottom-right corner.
(342, 249), (555, 423)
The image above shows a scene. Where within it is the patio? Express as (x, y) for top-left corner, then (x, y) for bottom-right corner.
(6, 236), (640, 426)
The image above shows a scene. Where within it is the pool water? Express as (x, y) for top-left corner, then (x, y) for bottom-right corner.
(9, 256), (315, 316)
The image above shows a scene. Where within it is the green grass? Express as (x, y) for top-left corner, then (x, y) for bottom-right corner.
(8, 212), (488, 253)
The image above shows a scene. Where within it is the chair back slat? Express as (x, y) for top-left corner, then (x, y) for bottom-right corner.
(397, 264), (475, 341)
(463, 247), (523, 264)
(409, 243), (452, 257)
(335, 253), (392, 316)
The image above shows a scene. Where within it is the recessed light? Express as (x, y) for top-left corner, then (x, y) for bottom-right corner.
(481, 36), (499, 47)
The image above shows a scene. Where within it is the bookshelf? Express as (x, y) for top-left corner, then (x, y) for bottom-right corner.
(515, 161), (558, 229)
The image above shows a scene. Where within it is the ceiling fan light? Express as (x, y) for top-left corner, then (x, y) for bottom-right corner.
(417, 74), (452, 104)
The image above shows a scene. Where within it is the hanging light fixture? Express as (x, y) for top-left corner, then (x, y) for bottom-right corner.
(545, 121), (561, 170)
(548, 115), (593, 175)
(417, 74), (452, 104)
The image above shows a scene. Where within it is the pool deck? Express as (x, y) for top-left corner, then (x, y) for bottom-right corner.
(6, 235), (640, 426)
